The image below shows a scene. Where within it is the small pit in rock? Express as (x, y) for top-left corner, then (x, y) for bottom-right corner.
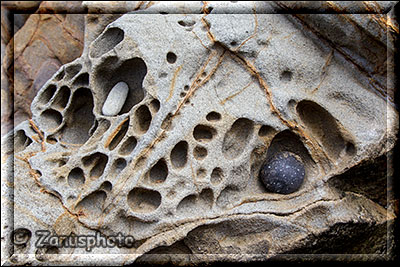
(222, 118), (254, 159)
(14, 130), (32, 153)
(171, 141), (188, 168)
(60, 87), (95, 144)
(82, 152), (109, 179)
(68, 167), (85, 188)
(258, 125), (275, 137)
(193, 125), (216, 142)
(135, 105), (152, 134)
(72, 73), (89, 87)
(127, 188), (161, 213)
(119, 136), (137, 155)
(52, 86), (71, 110)
(193, 146), (208, 160)
(38, 84), (57, 105)
(149, 159), (168, 183)
(107, 118), (129, 151)
(65, 64), (82, 81)
(150, 99), (160, 113)
(166, 52), (177, 64)
(280, 70), (293, 82)
(40, 109), (63, 132)
(206, 111), (221, 122)
(211, 167), (223, 185)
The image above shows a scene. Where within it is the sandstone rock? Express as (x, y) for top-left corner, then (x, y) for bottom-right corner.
(1, 1), (85, 136)
(1, 1), (398, 265)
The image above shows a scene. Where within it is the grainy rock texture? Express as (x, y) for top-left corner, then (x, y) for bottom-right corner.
(1, 1), (399, 265)
(1, 1), (85, 136)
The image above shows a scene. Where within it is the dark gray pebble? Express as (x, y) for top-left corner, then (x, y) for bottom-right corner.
(259, 151), (305, 194)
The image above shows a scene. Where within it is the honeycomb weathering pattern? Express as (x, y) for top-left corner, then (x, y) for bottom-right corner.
(2, 2), (398, 265)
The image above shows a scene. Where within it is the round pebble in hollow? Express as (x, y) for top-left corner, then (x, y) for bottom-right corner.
(259, 151), (305, 194)
(102, 81), (129, 116)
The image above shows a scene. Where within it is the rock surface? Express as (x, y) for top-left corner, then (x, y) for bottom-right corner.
(1, 1), (399, 265)
(1, 1), (85, 136)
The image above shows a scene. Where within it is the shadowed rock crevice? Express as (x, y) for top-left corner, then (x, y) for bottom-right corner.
(82, 152), (109, 179)
(296, 100), (356, 160)
(170, 141), (188, 169)
(14, 130), (33, 153)
(328, 154), (388, 207)
(107, 118), (129, 151)
(59, 87), (95, 144)
(90, 27), (124, 58)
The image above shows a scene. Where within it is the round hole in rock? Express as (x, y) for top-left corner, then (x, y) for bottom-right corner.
(222, 118), (254, 159)
(67, 167), (85, 188)
(178, 18), (196, 27)
(46, 136), (57, 144)
(119, 136), (137, 155)
(72, 73), (89, 87)
(150, 99), (160, 113)
(65, 64), (82, 80)
(14, 130), (32, 153)
(166, 52), (177, 64)
(112, 158), (127, 172)
(206, 111), (221, 122)
(196, 168), (207, 180)
(171, 141), (188, 168)
(280, 70), (292, 82)
(135, 105), (152, 133)
(149, 159), (168, 183)
(40, 109), (62, 131)
(100, 181), (112, 192)
(39, 84), (57, 104)
(211, 167), (223, 185)
(193, 146), (207, 160)
(258, 125), (274, 137)
(54, 69), (65, 81)
(296, 100), (349, 159)
(52, 86), (71, 109)
(59, 87), (95, 144)
(127, 188), (161, 213)
(193, 125), (216, 142)
(345, 142), (356, 155)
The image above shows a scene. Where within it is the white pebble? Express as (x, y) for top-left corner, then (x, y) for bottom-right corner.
(102, 82), (129, 116)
